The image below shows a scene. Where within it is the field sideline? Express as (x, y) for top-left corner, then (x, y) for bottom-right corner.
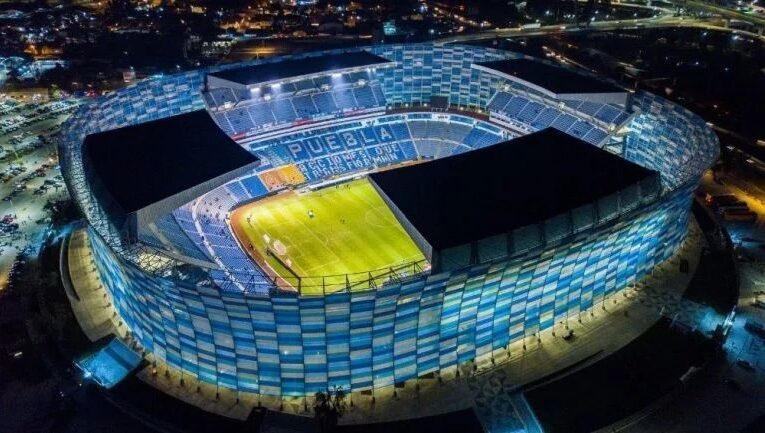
(230, 178), (426, 295)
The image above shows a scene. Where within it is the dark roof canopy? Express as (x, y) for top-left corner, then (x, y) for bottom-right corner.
(370, 128), (655, 250)
(476, 58), (624, 95)
(208, 51), (392, 86)
(84, 110), (258, 214)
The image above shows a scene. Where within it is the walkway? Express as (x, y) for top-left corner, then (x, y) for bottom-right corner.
(63, 228), (123, 342)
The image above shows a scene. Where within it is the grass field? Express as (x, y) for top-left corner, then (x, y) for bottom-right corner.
(230, 178), (426, 295)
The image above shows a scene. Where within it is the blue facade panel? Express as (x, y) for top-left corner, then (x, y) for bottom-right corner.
(63, 43), (719, 397)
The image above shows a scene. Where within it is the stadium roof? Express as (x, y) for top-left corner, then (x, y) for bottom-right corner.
(84, 110), (259, 214)
(370, 128), (656, 250)
(207, 51), (393, 87)
(475, 58), (624, 95)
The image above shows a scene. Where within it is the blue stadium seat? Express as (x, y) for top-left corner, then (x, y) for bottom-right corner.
(371, 84), (387, 106)
(567, 120), (593, 138)
(313, 92), (339, 114)
(241, 176), (269, 198)
(152, 213), (212, 262)
(517, 101), (544, 124)
(271, 99), (298, 123)
(248, 103), (276, 126)
(613, 111), (631, 125)
(442, 123), (472, 143)
(413, 139), (440, 158)
(552, 113), (577, 132)
(583, 128), (608, 145)
(353, 86), (377, 109)
(463, 129), (489, 149)
(503, 96), (529, 117)
(202, 92), (216, 107)
(292, 94), (319, 118)
(226, 181), (249, 202)
(476, 131), (502, 148)
(408, 121), (429, 139)
(173, 207), (207, 248)
(532, 107), (561, 130)
(262, 143), (298, 164)
(389, 123), (411, 141)
(213, 112), (235, 136)
(593, 104), (622, 124)
(577, 101), (602, 116)
(207, 88), (238, 106)
(399, 141), (419, 160)
(227, 108), (256, 133)
(488, 91), (512, 112)
(333, 88), (357, 109)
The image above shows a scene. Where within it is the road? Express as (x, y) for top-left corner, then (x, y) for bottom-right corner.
(435, 1), (764, 44)
(683, 0), (765, 26)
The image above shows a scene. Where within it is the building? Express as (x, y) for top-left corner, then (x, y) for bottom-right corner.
(59, 43), (718, 396)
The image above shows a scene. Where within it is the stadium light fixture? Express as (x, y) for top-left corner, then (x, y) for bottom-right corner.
(331, 73), (342, 78)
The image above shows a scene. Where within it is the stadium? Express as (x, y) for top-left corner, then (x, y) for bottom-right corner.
(59, 43), (718, 397)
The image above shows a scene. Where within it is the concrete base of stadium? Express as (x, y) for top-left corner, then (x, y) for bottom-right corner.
(63, 227), (127, 343)
(64, 221), (726, 429)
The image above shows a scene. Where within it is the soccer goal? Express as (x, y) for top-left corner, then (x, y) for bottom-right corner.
(265, 237), (301, 283)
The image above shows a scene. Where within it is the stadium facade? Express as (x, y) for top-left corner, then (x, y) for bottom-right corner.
(60, 43), (719, 396)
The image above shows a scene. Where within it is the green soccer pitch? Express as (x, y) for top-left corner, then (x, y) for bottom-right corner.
(230, 178), (427, 295)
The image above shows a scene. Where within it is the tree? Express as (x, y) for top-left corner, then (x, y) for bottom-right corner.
(313, 386), (347, 433)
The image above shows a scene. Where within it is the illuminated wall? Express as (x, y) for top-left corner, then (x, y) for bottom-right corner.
(63, 43), (719, 396)
(89, 182), (695, 396)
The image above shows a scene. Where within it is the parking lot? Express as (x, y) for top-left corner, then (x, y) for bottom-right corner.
(0, 96), (79, 289)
